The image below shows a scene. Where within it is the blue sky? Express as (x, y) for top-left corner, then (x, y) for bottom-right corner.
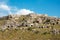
(0, 0), (60, 17)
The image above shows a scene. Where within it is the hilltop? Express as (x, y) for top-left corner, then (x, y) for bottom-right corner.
(0, 13), (60, 40)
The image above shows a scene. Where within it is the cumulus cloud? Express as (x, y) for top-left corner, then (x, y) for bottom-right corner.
(0, 4), (10, 10)
(16, 9), (34, 15)
(0, 0), (35, 17)
(0, 3), (34, 17)
(0, 4), (12, 16)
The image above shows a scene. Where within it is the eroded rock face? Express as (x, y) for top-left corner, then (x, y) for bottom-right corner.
(51, 29), (60, 35)
(27, 13), (37, 18)
(0, 13), (60, 33)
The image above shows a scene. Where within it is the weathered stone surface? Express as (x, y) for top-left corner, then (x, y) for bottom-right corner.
(0, 13), (60, 34)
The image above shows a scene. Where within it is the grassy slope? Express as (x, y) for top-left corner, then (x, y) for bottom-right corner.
(0, 25), (60, 40)
(0, 15), (60, 40)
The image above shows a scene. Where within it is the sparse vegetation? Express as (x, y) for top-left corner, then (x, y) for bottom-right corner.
(0, 13), (60, 40)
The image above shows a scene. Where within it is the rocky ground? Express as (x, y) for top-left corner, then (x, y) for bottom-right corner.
(0, 13), (60, 40)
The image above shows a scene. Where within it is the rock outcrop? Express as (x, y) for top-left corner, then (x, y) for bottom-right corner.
(0, 13), (60, 34)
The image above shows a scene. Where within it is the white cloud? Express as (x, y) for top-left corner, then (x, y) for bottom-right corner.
(0, 3), (34, 17)
(0, 4), (10, 10)
(0, 4), (12, 16)
(0, 1), (35, 17)
(16, 9), (34, 15)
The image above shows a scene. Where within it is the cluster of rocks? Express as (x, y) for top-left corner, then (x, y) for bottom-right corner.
(0, 13), (60, 34)
(51, 28), (60, 35)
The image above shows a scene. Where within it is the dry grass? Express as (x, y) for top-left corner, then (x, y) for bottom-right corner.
(0, 27), (60, 40)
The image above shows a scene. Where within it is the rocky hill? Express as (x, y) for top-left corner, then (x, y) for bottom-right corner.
(0, 13), (60, 40)
(0, 13), (60, 30)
